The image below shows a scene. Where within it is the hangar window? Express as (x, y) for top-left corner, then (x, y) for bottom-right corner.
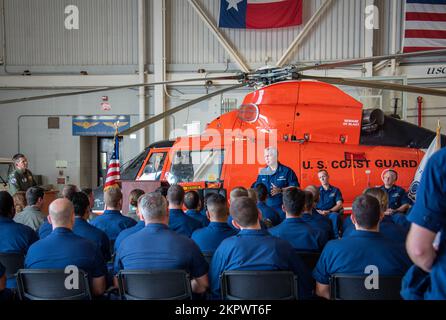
(167, 149), (224, 184)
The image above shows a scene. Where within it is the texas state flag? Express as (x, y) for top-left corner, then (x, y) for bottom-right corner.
(219, 0), (303, 29)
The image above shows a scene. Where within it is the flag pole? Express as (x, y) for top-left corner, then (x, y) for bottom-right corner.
(436, 119), (441, 151)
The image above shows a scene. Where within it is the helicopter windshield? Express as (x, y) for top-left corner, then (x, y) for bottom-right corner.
(167, 149), (224, 184)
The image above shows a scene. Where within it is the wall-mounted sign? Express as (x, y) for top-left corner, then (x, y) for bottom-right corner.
(72, 115), (130, 136)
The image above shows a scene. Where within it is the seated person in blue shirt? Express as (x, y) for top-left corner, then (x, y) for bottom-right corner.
(405, 148), (446, 300)
(90, 187), (136, 242)
(300, 190), (332, 246)
(25, 198), (107, 297)
(253, 147), (299, 220)
(185, 190), (209, 227)
(71, 192), (111, 262)
(313, 194), (412, 299)
(255, 184), (281, 227)
(167, 185), (201, 237)
(315, 170), (343, 238)
(191, 193), (238, 254)
(227, 187), (268, 230)
(114, 192), (209, 294)
(210, 196), (313, 299)
(269, 188), (325, 252)
(126, 189), (145, 222)
(343, 188), (408, 243)
(380, 169), (412, 214)
(61, 184), (79, 201)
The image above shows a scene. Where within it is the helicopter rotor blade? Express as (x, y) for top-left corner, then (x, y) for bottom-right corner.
(300, 75), (446, 97)
(296, 48), (446, 72)
(119, 83), (246, 136)
(0, 75), (244, 105)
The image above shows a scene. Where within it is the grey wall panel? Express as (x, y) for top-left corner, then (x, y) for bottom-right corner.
(4, 0), (138, 66)
(374, 0), (403, 56)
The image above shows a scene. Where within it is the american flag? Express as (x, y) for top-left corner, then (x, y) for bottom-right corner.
(104, 134), (120, 190)
(403, 0), (446, 53)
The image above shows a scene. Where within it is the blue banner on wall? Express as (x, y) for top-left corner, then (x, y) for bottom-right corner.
(72, 115), (130, 136)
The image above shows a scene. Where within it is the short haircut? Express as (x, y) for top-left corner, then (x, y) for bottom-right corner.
(184, 191), (200, 210)
(104, 187), (123, 208)
(71, 192), (90, 217)
(81, 187), (93, 196)
(230, 187), (248, 203)
(167, 185), (185, 206)
(49, 199), (74, 226)
(282, 187), (305, 216)
(62, 184), (78, 201)
(318, 169), (328, 176)
(352, 194), (381, 229)
(206, 193), (228, 219)
(13, 191), (27, 214)
(304, 185), (320, 203)
(0, 191), (14, 218)
(12, 153), (25, 165)
(255, 183), (268, 201)
(303, 191), (314, 211)
(26, 186), (44, 206)
(155, 185), (169, 198)
(139, 192), (167, 221)
(230, 196), (259, 227)
(129, 189), (145, 207)
(247, 188), (258, 203)
(363, 187), (388, 213)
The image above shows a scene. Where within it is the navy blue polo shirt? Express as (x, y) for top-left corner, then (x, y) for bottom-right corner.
(407, 148), (446, 299)
(90, 210), (136, 241)
(316, 185), (343, 211)
(38, 220), (51, 239)
(380, 185), (411, 210)
(254, 163), (299, 208)
(209, 229), (313, 299)
(114, 221), (145, 252)
(257, 202), (281, 226)
(25, 227), (106, 279)
(114, 223), (208, 278)
(73, 218), (111, 262)
(269, 217), (324, 252)
(0, 216), (38, 254)
(191, 222), (238, 254)
(342, 215), (408, 243)
(185, 209), (209, 227)
(313, 230), (412, 285)
(169, 209), (202, 237)
(227, 215), (268, 230)
(301, 212), (334, 245)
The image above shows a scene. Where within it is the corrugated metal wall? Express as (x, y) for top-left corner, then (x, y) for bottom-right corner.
(374, 0), (404, 56)
(4, 0), (138, 66)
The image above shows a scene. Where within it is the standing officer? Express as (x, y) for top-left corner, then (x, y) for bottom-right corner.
(8, 154), (37, 195)
(253, 147), (299, 220)
(380, 169), (411, 213)
(315, 170), (343, 238)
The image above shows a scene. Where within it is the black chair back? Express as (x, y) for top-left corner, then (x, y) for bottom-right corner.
(202, 252), (213, 265)
(330, 274), (403, 300)
(117, 269), (192, 300)
(16, 269), (92, 300)
(295, 251), (321, 271)
(0, 252), (25, 278)
(220, 270), (298, 300)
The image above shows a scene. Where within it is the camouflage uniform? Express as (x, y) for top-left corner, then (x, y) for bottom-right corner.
(8, 169), (37, 195)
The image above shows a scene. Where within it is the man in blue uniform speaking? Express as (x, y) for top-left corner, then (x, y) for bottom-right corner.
(405, 148), (446, 299)
(253, 147), (299, 220)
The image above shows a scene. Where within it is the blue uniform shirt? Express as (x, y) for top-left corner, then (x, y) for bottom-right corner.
(407, 148), (446, 300)
(38, 220), (52, 239)
(25, 227), (106, 279)
(254, 163), (299, 208)
(301, 212), (333, 245)
(313, 230), (412, 285)
(191, 222), (238, 254)
(343, 215), (408, 243)
(90, 210), (136, 241)
(0, 216), (38, 254)
(209, 229), (313, 299)
(169, 209), (202, 237)
(73, 218), (111, 262)
(114, 221), (145, 252)
(380, 185), (411, 210)
(257, 202), (281, 226)
(114, 223), (208, 279)
(269, 218), (324, 252)
(227, 215), (268, 230)
(185, 209), (209, 227)
(316, 185), (343, 211)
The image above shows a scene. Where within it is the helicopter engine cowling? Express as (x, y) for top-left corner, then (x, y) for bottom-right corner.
(361, 108), (385, 134)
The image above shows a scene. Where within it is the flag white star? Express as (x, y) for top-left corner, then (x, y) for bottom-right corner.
(226, 0), (243, 11)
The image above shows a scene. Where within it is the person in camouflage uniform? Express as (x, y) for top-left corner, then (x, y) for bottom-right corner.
(8, 154), (37, 195)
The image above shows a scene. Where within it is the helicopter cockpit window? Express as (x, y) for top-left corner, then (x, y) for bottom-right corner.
(167, 149), (224, 184)
(137, 152), (166, 181)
